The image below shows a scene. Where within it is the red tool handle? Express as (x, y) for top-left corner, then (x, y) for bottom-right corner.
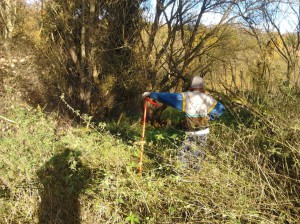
(145, 97), (160, 107)
(138, 99), (148, 175)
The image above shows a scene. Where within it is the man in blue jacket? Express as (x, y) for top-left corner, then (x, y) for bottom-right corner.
(142, 76), (225, 171)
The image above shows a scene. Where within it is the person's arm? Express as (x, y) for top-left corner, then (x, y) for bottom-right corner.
(143, 92), (185, 111)
(205, 95), (225, 120)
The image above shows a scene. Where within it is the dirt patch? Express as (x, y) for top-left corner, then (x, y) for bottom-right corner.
(0, 43), (48, 106)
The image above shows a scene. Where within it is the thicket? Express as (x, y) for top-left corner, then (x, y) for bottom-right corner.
(0, 77), (299, 223)
(0, 0), (300, 223)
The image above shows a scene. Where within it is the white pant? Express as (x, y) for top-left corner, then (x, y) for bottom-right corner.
(185, 128), (209, 136)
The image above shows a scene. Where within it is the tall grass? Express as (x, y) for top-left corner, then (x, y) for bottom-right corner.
(0, 86), (299, 223)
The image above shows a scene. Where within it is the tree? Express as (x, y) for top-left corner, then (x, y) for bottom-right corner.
(140, 0), (238, 93)
(236, 0), (300, 88)
(42, 0), (144, 116)
(0, 0), (17, 41)
(262, 0), (300, 87)
(0, 0), (17, 56)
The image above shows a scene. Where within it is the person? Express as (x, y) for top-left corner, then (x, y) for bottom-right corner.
(142, 76), (225, 171)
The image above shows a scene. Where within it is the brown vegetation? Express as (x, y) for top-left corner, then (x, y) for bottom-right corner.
(0, 0), (299, 223)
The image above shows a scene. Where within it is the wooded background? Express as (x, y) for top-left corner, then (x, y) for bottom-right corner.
(1, 0), (300, 117)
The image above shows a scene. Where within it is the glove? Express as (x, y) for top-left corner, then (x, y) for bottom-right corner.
(142, 92), (150, 99)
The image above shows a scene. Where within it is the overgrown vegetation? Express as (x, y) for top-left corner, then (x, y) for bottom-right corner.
(0, 86), (299, 223)
(0, 0), (300, 223)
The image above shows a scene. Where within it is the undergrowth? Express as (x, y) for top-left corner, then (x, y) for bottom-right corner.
(0, 88), (299, 223)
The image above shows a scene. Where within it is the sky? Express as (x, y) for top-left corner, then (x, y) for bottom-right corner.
(146, 0), (297, 33)
(25, 0), (296, 33)
(25, 0), (37, 4)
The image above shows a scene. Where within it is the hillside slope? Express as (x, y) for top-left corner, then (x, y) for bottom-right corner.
(0, 46), (300, 223)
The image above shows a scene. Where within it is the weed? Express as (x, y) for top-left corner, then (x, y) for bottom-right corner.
(125, 211), (140, 224)
(0, 88), (299, 223)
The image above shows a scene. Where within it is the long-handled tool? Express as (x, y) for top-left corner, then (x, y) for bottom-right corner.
(138, 99), (147, 175)
(138, 97), (159, 176)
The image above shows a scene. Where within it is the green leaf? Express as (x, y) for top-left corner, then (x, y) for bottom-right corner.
(155, 134), (165, 140)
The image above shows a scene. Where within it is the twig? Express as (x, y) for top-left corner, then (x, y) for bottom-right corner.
(0, 115), (15, 124)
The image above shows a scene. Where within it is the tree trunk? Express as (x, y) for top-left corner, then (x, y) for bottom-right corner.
(78, 1), (93, 113)
(0, 0), (17, 61)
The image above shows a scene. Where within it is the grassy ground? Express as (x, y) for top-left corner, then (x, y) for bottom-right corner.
(1, 101), (299, 223)
(0, 47), (300, 223)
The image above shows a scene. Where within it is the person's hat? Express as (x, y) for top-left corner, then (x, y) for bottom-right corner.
(191, 76), (204, 88)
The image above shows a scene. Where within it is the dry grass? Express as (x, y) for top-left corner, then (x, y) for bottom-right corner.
(1, 92), (299, 223)
(0, 43), (299, 223)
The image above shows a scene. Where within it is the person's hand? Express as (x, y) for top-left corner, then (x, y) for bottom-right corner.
(142, 92), (150, 99)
